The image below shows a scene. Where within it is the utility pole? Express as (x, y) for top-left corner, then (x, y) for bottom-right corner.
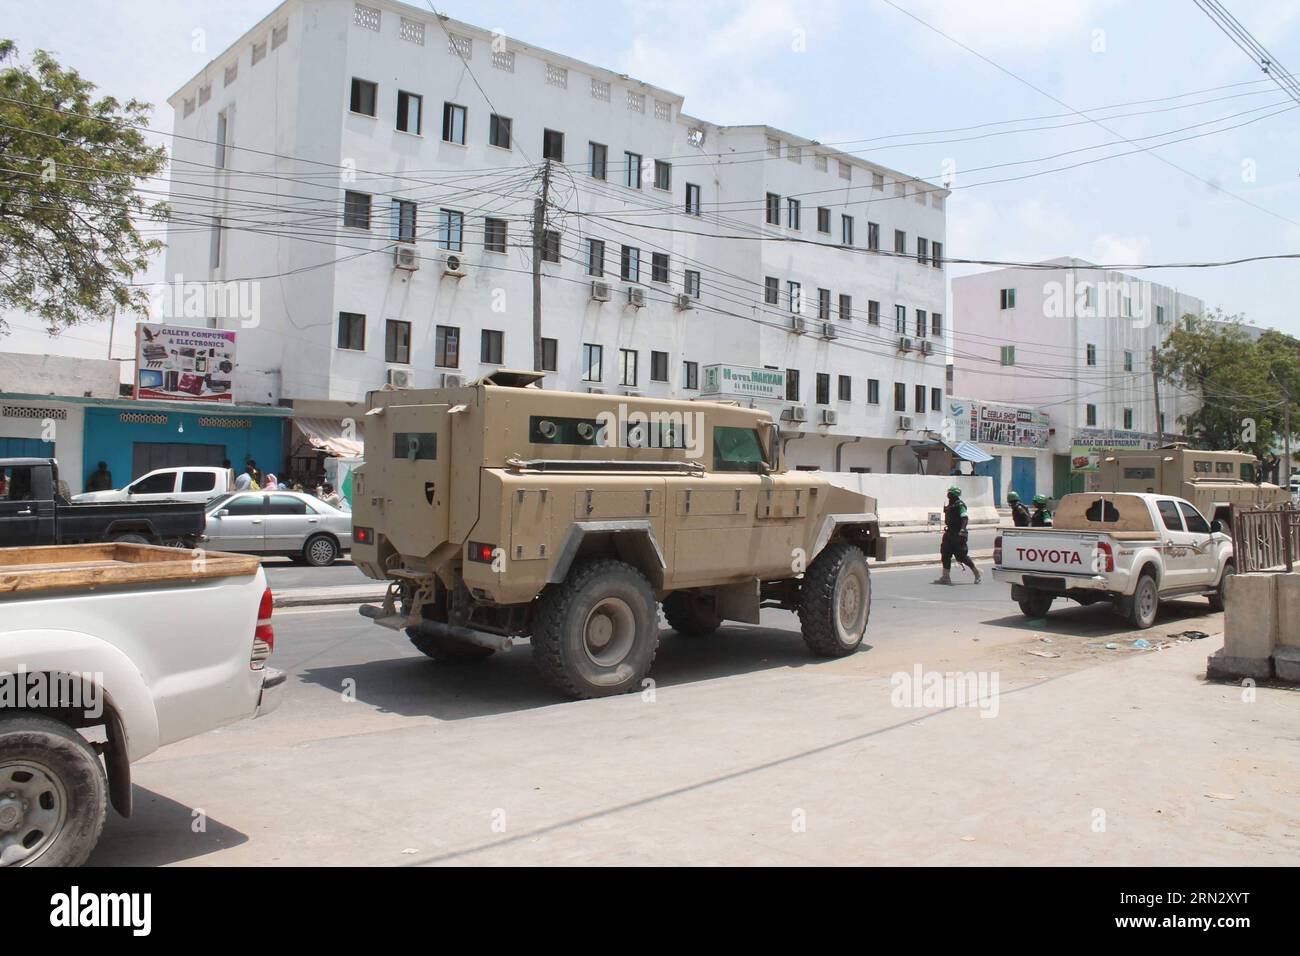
(1271, 368), (1292, 488)
(1151, 345), (1165, 446)
(531, 160), (551, 373)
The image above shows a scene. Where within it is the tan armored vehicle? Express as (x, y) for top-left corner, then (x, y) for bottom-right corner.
(351, 371), (889, 698)
(1096, 444), (1287, 527)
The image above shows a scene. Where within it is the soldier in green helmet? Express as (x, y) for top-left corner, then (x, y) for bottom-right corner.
(1030, 493), (1053, 527)
(934, 485), (981, 585)
(1007, 490), (1031, 527)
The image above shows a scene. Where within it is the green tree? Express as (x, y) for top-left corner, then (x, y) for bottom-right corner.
(0, 40), (167, 335)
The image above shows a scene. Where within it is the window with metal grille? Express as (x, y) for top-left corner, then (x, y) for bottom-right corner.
(343, 191), (371, 229)
(484, 217), (507, 253)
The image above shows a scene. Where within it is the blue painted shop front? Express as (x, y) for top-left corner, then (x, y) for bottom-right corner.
(83, 405), (286, 486)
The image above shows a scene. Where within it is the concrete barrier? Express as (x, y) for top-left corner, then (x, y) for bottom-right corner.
(1207, 571), (1300, 683)
(821, 473), (998, 527)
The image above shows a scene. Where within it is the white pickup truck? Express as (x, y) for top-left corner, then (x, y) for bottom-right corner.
(992, 492), (1235, 629)
(0, 542), (284, 866)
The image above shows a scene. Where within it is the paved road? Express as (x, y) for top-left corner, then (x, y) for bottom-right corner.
(258, 527), (1004, 591)
(85, 560), (1260, 867)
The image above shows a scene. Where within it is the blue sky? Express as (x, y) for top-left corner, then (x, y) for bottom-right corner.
(3, 0), (1299, 361)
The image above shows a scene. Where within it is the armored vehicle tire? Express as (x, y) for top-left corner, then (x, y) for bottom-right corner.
(1208, 560), (1234, 612)
(406, 628), (495, 663)
(798, 543), (871, 658)
(0, 715), (107, 868)
(531, 559), (659, 699)
(662, 591), (722, 637)
(1018, 590), (1054, 618)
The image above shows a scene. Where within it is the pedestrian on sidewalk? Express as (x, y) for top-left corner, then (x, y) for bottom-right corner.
(1030, 494), (1053, 527)
(1008, 490), (1031, 527)
(86, 461), (114, 492)
(934, 485), (981, 585)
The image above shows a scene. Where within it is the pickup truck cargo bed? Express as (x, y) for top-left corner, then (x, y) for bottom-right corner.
(0, 542), (260, 597)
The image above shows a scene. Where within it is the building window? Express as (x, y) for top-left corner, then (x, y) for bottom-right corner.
(765, 193), (780, 225)
(488, 113), (512, 149)
(437, 208), (463, 251)
(391, 200), (417, 243)
(894, 382), (906, 412)
(1156, 304), (1167, 325)
(651, 252), (669, 283)
(841, 215), (854, 246)
(931, 241), (943, 267)
(620, 246), (640, 282)
(251, 40), (267, 65)
(787, 198), (801, 230)
(839, 294), (852, 322)
(816, 373), (830, 405)
(917, 237), (928, 264)
(619, 349), (638, 387)
(385, 320), (411, 364)
(441, 102), (466, 143)
(1086, 343), (1097, 366)
(435, 326), (460, 368)
(343, 190), (371, 229)
(582, 344), (603, 381)
(764, 276), (780, 305)
(651, 351), (669, 382)
(818, 288), (832, 321)
(867, 222), (880, 250)
(684, 269), (700, 298)
(337, 312), (365, 351)
(543, 128), (564, 161)
(867, 379), (880, 405)
(894, 230), (906, 254)
(786, 369), (800, 402)
(915, 309), (927, 338)
(1124, 350), (1133, 372)
(838, 375), (852, 402)
(480, 329), (504, 364)
(484, 217), (507, 253)
(589, 142), (607, 180)
(541, 230), (560, 263)
(1000, 345), (1016, 366)
(930, 388), (941, 412)
(624, 151), (642, 188)
(894, 304), (907, 334)
(215, 110), (230, 168)
(788, 281), (802, 314)
(868, 300), (880, 325)
(1086, 404), (1097, 426)
(1000, 288), (1016, 309)
(915, 385), (926, 414)
(209, 216), (223, 269)
(931, 313), (942, 337)
(1123, 407), (1134, 430)
(817, 207), (831, 234)
(683, 361), (699, 390)
(541, 337), (558, 372)
(350, 77), (377, 116)
(587, 238), (605, 277)
(397, 90), (422, 134)
(685, 182), (701, 216)
(653, 160), (671, 190)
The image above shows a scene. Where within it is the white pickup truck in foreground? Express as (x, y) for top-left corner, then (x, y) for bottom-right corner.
(993, 492), (1235, 629)
(0, 542), (284, 866)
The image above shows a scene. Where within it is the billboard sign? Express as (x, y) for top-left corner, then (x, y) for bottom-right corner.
(134, 324), (237, 403)
(701, 364), (785, 400)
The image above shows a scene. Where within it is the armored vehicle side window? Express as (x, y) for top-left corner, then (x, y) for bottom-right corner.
(1122, 467), (1155, 480)
(713, 426), (766, 473)
(1156, 500), (1184, 532)
(529, 416), (601, 446)
(1193, 460), (1213, 474)
(394, 432), (437, 461)
(1241, 462), (1257, 482)
(1215, 462), (1234, 475)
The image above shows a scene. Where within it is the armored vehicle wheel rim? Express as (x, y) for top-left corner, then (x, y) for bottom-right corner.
(583, 597), (637, 667)
(836, 563), (870, 635)
(0, 761), (68, 866)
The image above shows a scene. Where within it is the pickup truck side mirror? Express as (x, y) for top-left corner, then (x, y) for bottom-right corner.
(1210, 519), (1223, 534)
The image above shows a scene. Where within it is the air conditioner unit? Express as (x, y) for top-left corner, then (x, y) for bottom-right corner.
(441, 252), (465, 277)
(782, 405), (807, 423)
(387, 368), (414, 388)
(920, 340), (934, 355)
(393, 245), (419, 270)
(897, 336), (914, 352)
(821, 322), (838, 339)
(674, 294), (692, 310)
(790, 315), (806, 334)
(820, 408), (838, 425)
(591, 280), (611, 302)
(897, 415), (913, 430)
(439, 373), (464, 388)
(627, 286), (646, 308)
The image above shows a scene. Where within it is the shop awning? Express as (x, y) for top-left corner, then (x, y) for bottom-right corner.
(294, 417), (363, 459)
(941, 439), (994, 464)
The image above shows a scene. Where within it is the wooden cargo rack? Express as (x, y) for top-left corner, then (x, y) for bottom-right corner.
(0, 542), (261, 597)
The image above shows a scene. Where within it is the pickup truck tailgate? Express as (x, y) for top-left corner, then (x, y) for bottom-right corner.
(1000, 531), (1100, 574)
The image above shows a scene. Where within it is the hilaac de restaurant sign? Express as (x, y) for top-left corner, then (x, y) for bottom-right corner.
(134, 324), (237, 403)
(702, 364), (785, 400)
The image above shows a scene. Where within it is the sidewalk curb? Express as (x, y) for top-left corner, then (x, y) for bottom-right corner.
(271, 549), (998, 608)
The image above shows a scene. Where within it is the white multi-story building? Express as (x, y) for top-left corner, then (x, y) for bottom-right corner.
(164, 0), (949, 471)
(951, 258), (1204, 498)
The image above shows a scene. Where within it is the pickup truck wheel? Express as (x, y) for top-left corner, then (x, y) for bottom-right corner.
(531, 559), (659, 699)
(406, 628), (495, 663)
(302, 534), (339, 567)
(1128, 572), (1160, 629)
(0, 716), (106, 868)
(1209, 560), (1235, 612)
(113, 533), (149, 545)
(662, 592), (722, 637)
(798, 543), (871, 658)
(1017, 591), (1054, 618)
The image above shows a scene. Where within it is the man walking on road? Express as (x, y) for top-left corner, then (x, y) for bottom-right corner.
(1008, 490), (1031, 527)
(934, 485), (982, 585)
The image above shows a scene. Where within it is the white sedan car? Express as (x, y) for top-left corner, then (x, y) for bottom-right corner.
(203, 490), (352, 566)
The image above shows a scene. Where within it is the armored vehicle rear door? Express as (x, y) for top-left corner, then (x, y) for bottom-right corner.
(369, 402), (451, 560)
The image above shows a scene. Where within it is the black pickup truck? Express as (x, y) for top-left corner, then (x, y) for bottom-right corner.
(0, 458), (206, 549)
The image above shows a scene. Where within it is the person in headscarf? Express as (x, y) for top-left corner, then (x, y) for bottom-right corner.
(263, 473), (279, 490)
